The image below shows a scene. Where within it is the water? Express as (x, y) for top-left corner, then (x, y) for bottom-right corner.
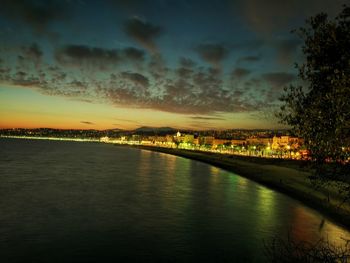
(0, 138), (349, 262)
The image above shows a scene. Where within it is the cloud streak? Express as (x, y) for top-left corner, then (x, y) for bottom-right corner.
(232, 67), (251, 79)
(189, 116), (225, 121)
(0, 0), (67, 38)
(54, 44), (146, 71)
(194, 43), (229, 68)
(80, 121), (95, 125)
(262, 72), (296, 87)
(124, 17), (162, 53)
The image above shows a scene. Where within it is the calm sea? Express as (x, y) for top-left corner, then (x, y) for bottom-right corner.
(0, 138), (349, 262)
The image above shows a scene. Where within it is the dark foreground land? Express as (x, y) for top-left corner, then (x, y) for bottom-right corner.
(128, 145), (350, 230)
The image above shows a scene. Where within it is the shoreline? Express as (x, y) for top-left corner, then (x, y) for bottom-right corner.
(2, 137), (350, 230)
(126, 144), (350, 230)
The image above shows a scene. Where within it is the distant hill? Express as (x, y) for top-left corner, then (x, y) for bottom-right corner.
(133, 126), (177, 135)
(105, 128), (124, 132)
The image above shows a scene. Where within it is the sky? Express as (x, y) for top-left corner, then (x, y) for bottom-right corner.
(0, 0), (347, 130)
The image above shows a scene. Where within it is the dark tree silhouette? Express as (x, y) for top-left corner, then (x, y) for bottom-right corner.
(279, 5), (350, 170)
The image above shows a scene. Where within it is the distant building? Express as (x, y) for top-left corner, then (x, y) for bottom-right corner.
(131, 134), (141, 142)
(246, 137), (272, 146)
(199, 136), (215, 145)
(183, 134), (194, 144)
(166, 135), (174, 143)
(231, 139), (246, 146)
(100, 136), (109, 143)
(272, 136), (301, 150)
(155, 136), (167, 143)
(213, 139), (231, 147)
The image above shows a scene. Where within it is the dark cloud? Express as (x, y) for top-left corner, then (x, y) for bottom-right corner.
(69, 80), (88, 91)
(122, 47), (145, 62)
(176, 67), (194, 79)
(146, 66), (259, 114)
(262, 72), (296, 87)
(48, 66), (67, 82)
(237, 55), (261, 63)
(0, 41), (264, 116)
(123, 17), (162, 53)
(55, 44), (146, 71)
(9, 74), (42, 88)
(148, 54), (169, 80)
(239, 0), (346, 35)
(274, 38), (301, 65)
(179, 57), (196, 68)
(22, 43), (43, 61)
(261, 72), (296, 102)
(176, 57), (196, 79)
(98, 64), (261, 115)
(0, 0), (66, 36)
(55, 45), (121, 70)
(189, 116), (225, 121)
(244, 78), (262, 89)
(231, 67), (251, 79)
(121, 72), (149, 89)
(20, 43), (43, 68)
(80, 121), (94, 125)
(194, 43), (229, 68)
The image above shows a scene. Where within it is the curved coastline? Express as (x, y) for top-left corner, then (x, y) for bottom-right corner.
(122, 144), (350, 230)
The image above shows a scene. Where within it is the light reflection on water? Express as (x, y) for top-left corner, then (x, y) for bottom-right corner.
(0, 138), (349, 262)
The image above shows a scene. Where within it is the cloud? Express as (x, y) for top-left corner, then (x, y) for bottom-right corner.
(69, 80), (88, 91)
(122, 47), (145, 62)
(54, 44), (147, 71)
(148, 54), (169, 80)
(11, 78), (41, 88)
(239, 0), (346, 35)
(22, 43), (43, 62)
(261, 72), (296, 87)
(261, 72), (296, 102)
(176, 57), (196, 79)
(123, 17), (162, 53)
(121, 72), (149, 89)
(194, 43), (229, 68)
(179, 57), (196, 68)
(231, 67), (251, 79)
(189, 116), (225, 121)
(274, 37), (301, 65)
(0, 42), (267, 116)
(55, 44), (121, 70)
(237, 55), (261, 63)
(0, 0), (66, 37)
(176, 67), (194, 79)
(80, 121), (95, 125)
(98, 65), (261, 115)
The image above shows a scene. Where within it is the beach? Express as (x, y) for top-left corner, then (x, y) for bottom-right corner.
(130, 145), (350, 230)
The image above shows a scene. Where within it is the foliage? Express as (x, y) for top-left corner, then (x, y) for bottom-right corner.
(278, 5), (350, 167)
(264, 235), (350, 263)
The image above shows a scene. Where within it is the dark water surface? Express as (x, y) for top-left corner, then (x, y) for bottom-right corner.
(0, 138), (349, 262)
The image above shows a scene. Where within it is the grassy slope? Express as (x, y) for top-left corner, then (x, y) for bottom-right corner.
(129, 145), (350, 229)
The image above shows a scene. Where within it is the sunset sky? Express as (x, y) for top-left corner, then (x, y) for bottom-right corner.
(0, 0), (346, 130)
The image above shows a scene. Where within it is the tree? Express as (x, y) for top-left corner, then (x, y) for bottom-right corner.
(279, 5), (350, 170)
